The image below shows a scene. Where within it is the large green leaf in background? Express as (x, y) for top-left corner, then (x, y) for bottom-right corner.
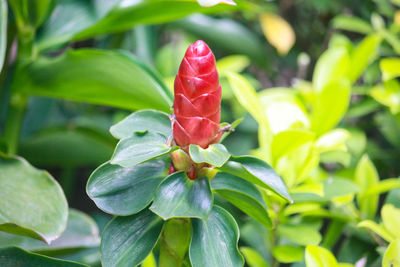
(0, 209), (100, 254)
(87, 160), (166, 216)
(0, 154), (68, 244)
(190, 206), (244, 267)
(14, 49), (173, 112)
(150, 172), (213, 220)
(0, 0), (6, 72)
(0, 247), (86, 267)
(101, 209), (163, 267)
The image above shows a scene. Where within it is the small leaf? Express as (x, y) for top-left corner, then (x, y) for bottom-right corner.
(305, 245), (338, 267)
(240, 247), (270, 267)
(381, 58), (400, 81)
(141, 253), (157, 267)
(316, 129), (350, 153)
(217, 55), (250, 76)
(218, 156), (292, 203)
(273, 245), (303, 263)
(382, 204), (400, 239)
(260, 13), (295, 55)
(271, 130), (315, 161)
(110, 110), (171, 140)
(0, 0), (6, 72)
(111, 132), (176, 168)
(278, 224), (322, 246)
(101, 209), (163, 267)
(189, 206), (244, 267)
(211, 172), (272, 228)
(370, 80), (400, 114)
(87, 160), (166, 216)
(363, 178), (400, 197)
(189, 144), (230, 167)
(323, 178), (359, 199)
(331, 15), (373, 34)
(197, 0), (236, 7)
(357, 220), (394, 243)
(150, 172), (213, 220)
(383, 239), (400, 267)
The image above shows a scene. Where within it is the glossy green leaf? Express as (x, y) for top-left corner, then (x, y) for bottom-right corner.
(189, 144), (230, 167)
(0, 247), (86, 267)
(111, 132), (176, 168)
(357, 220), (394, 243)
(332, 15), (373, 34)
(150, 172), (213, 220)
(305, 245), (338, 267)
(272, 245), (303, 263)
(15, 49), (173, 112)
(382, 204), (400, 239)
(212, 172), (271, 228)
(240, 247), (270, 267)
(101, 209), (163, 267)
(355, 155), (379, 219)
(0, 209), (100, 254)
(8, 0), (54, 28)
(383, 239), (400, 267)
(0, 154), (67, 244)
(278, 224), (322, 246)
(381, 58), (400, 81)
(218, 156), (292, 202)
(271, 130), (315, 161)
(190, 206), (244, 267)
(110, 110), (171, 140)
(87, 160), (166, 216)
(0, 0), (6, 72)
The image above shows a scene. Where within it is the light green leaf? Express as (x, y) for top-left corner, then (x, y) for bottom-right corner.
(190, 206), (244, 267)
(110, 110), (171, 140)
(150, 172), (213, 220)
(357, 220), (394, 243)
(87, 160), (166, 216)
(0, 0), (6, 72)
(211, 172), (272, 228)
(217, 55), (250, 76)
(381, 58), (400, 81)
(111, 132), (176, 168)
(15, 49), (173, 112)
(323, 178), (359, 199)
(316, 129), (349, 153)
(278, 224), (322, 246)
(331, 15), (373, 34)
(272, 245), (303, 263)
(0, 247), (87, 267)
(370, 80), (400, 114)
(240, 247), (270, 267)
(305, 245), (338, 267)
(0, 154), (67, 244)
(383, 239), (400, 267)
(271, 130), (315, 162)
(218, 155), (292, 202)
(382, 204), (400, 239)
(189, 144), (230, 167)
(355, 155), (379, 219)
(101, 209), (163, 267)
(141, 253), (156, 267)
(363, 178), (400, 197)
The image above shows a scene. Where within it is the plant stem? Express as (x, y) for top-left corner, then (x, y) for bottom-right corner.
(159, 218), (191, 267)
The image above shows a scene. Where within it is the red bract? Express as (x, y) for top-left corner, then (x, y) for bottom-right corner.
(173, 40), (222, 149)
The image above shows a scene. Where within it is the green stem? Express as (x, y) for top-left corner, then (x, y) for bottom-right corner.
(159, 218), (191, 267)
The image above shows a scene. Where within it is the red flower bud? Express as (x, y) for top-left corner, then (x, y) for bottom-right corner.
(173, 40), (222, 149)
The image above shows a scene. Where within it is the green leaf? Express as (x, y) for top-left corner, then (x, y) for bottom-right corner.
(331, 15), (373, 34)
(272, 245), (303, 263)
(141, 253), (157, 267)
(8, 0), (54, 28)
(189, 144), (230, 167)
(197, 0), (236, 7)
(316, 129), (349, 153)
(0, 0), (6, 72)
(323, 178), (359, 199)
(190, 206), (244, 267)
(110, 110), (171, 140)
(271, 130), (315, 161)
(278, 224), (322, 246)
(240, 247), (270, 267)
(0, 209), (100, 254)
(111, 132), (176, 168)
(371, 80), (400, 114)
(357, 220), (394, 243)
(218, 156), (292, 203)
(217, 55), (250, 76)
(383, 239), (400, 267)
(363, 178), (400, 197)
(305, 245), (338, 267)
(0, 247), (87, 267)
(355, 155), (379, 219)
(150, 172), (213, 220)
(211, 172), (272, 228)
(15, 49), (173, 112)
(87, 160), (166, 216)
(382, 204), (400, 239)
(101, 209), (163, 267)
(0, 154), (68, 244)
(381, 58), (400, 81)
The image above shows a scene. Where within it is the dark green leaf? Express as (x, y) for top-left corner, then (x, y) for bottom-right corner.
(0, 154), (68, 244)
(15, 49), (173, 112)
(101, 209), (163, 267)
(211, 172), (272, 228)
(190, 206), (244, 267)
(110, 110), (171, 140)
(189, 144), (230, 167)
(87, 160), (166, 216)
(0, 0), (6, 72)
(111, 132), (176, 168)
(150, 172), (213, 220)
(218, 156), (292, 203)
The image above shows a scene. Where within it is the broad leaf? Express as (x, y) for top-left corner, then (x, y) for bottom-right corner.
(211, 172), (272, 228)
(323, 178), (359, 199)
(87, 160), (166, 216)
(189, 144), (230, 167)
(380, 58), (400, 81)
(370, 80), (400, 114)
(305, 245), (338, 267)
(278, 224), (322, 246)
(0, 0), (6, 72)
(110, 110), (171, 140)
(363, 178), (400, 197)
(383, 239), (400, 267)
(0, 247), (86, 266)
(0, 209), (100, 254)
(190, 206), (244, 267)
(150, 172), (213, 220)
(273, 245), (303, 263)
(101, 209), (163, 267)
(0, 154), (67, 244)
(111, 132), (176, 167)
(15, 49), (173, 112)
(218, 156), (292, 202)
(382, 204), (400, 239)
(271, 130), (315, 161)
(260, 13), (295, 55)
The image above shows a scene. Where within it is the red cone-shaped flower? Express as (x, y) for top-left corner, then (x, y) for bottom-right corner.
(173, 40), (222, 149)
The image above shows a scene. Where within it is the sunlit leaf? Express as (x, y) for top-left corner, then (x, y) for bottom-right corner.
(305, 245), (338, 267)
(197, 0), (236, 7)
(273, 245), (303, 263)
(383, 239), (400, 267)
(332, 15), (373, 34)
(240, 247), (270, 267)
(260, 13), (295, 55)
(370, 80), (400, 114)
(316, 129), (350, 153)
(382, 204), (400, 239)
